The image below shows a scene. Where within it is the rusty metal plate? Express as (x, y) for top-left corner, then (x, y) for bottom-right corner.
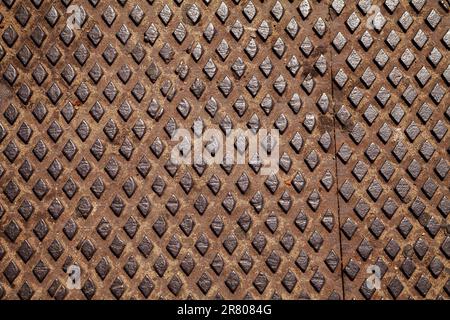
(0, 0), (448, 300)
(332, 0), (449, 300)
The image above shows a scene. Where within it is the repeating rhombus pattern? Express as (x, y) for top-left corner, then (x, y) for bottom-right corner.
(332, 0), (449, 299)
(0, 0), (448, 300)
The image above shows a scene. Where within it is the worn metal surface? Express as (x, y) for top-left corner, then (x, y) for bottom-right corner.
(0, 0), (448, 300)
(334, 0), (449, 300)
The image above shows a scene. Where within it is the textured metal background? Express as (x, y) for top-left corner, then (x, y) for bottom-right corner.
(0, 0), (448, 300)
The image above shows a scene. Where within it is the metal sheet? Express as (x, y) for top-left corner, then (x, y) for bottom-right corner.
(333, 0), (449, 300)
(0, 0), (447, 300)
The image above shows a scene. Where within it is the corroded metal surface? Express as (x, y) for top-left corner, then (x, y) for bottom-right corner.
(0, 0), (448, 300)
(333, 0), (449, 299)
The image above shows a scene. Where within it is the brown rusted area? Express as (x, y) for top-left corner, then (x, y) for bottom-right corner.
(0, 0), (448, 300)
(333, 0), (449, 299)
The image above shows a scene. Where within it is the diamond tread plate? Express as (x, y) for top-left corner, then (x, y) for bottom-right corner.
(0, 0), (447, 300)
(333, 0), (449, 300)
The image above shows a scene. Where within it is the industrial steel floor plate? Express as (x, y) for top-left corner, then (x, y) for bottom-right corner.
(0, 0), (448, 300)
